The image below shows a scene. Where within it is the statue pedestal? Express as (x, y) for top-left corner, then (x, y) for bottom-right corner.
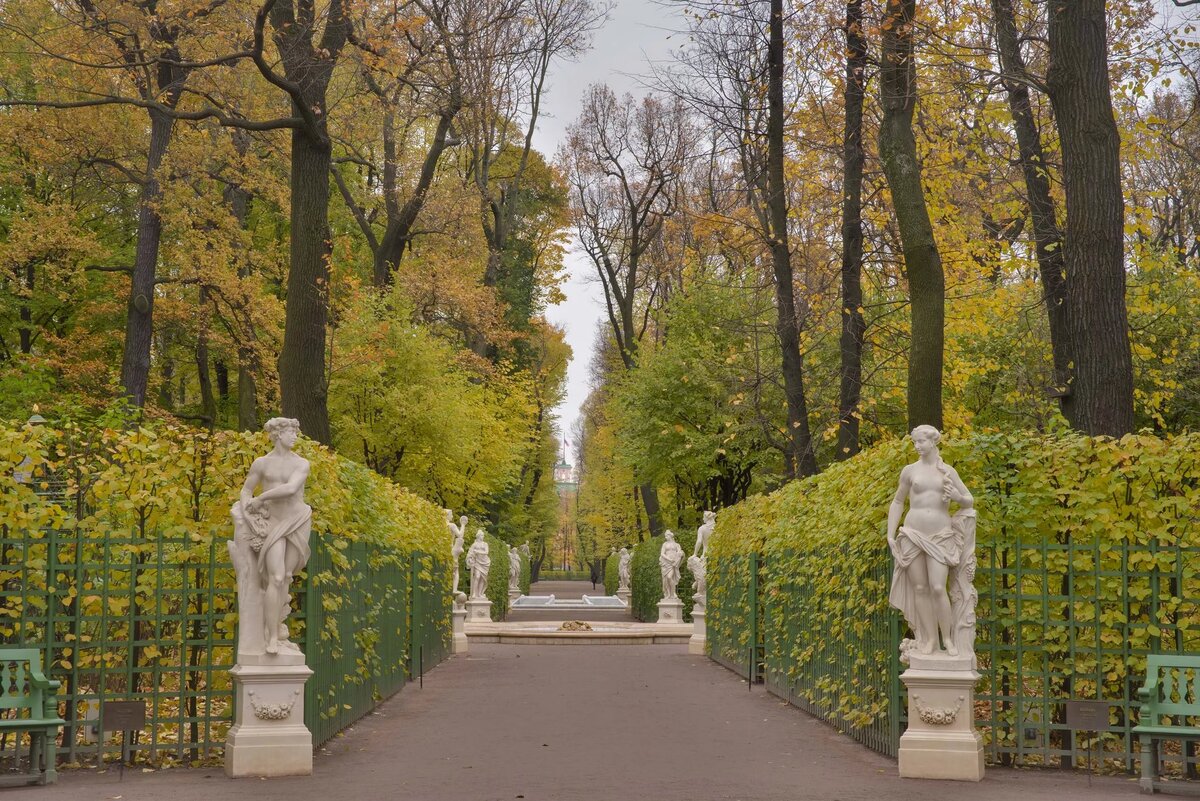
(657, 598), (683, 624)
(616, 587), (631, 606)
(452, 605), (469, 654)
(225, 661), (313, 778)
(508, 588), (522, 603)
(466, 598), (492, 623)
(898, 655), (983, 782)
(689, 596), (706, 654)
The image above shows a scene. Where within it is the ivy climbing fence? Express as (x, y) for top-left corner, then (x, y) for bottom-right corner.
(708, 431), (1200, 776)
(0, 422), (452, 767)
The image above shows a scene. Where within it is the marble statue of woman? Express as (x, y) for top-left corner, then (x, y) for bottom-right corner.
(618, 547), (632, 591)
(229, 417), (312, 657)
(887, 425), (978, 664)
(446, 510), (466, 592)
(466, 530), (490, 600)
(659, 531), (685, 600)
(694, 510), (715, 558)
(508, 545), (521, 592)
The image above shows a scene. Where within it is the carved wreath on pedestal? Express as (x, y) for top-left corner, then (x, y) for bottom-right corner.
(911, 694), (964, 726)
(247, 689), (299, 721)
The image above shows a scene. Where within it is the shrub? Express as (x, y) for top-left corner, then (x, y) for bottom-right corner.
(604, 551), (620, 595)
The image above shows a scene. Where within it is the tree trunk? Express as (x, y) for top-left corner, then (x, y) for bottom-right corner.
(992, 0), (1073, 406)
(769, 0), (818, 478)
(1045, 0), (1133, 436)
(878, 0), (944, 431)
(837, 0), (868, 460)
(120, 108), (174, 407)
(196, 286), (216, 430)
(373, 109), (458, 287)
(278, 128), (333, 443)
(18, 261), (33, 354)
(639, 481), (663, 538)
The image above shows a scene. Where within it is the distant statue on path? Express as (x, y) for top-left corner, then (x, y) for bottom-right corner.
(887, 425), (978, 664)
(618, 547), (632, 591)
(229, 417), (312, 657)
(447, 510), (467, 593)
(694, 510), (715, 558)
(659, 531), (685, 600)
(467, 531), (491, 600)
(508, 545), (521, 593)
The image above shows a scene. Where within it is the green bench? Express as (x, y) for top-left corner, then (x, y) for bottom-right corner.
(1135, 654), (1200, 794)
(0, 649), (64, 786)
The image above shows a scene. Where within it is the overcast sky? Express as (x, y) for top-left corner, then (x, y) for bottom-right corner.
(536, 1), (685, 459)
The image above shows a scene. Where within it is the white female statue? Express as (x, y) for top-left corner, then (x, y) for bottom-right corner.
(617, 547), (632, 591)
(229, 417), (312, 657)
(446, 510), (467, 592)
(887, 425), (978, 663)
(694, 510), (715, 558)
(508, 545), (521, 593)
(659, 531), (685, 600)
(466, 530), (491, 600)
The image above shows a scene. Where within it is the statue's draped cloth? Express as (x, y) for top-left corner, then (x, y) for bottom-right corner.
(231, 501), (312, 587)
(889, 509), (978, 660)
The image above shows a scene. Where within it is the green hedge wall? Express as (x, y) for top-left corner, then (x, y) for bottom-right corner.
(708, 430), (1200, 766)
(520, 549), (531, 595)
(631, 528), (697, 622)
(604, 551), (620, 595)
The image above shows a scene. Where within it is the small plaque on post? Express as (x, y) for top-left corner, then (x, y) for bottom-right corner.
(100, 701), (146, 732)
(1065, 700), (1111, 731)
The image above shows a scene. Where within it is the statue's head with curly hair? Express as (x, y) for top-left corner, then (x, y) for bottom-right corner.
(264, 417), (301, 446)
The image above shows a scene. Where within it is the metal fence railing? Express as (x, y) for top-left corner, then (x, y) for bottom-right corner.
(709, 538), (1200, 776)
(1, 518), (449, 767)
(707, 553), (763, 683)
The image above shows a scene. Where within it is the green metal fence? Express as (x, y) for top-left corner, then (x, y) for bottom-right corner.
(761, 551), (902, 757)
(713, 538), (1200, 774)
(975, 539), (1200, 770)
(707, 553), (764, 682)
(1, 519), (450, 766)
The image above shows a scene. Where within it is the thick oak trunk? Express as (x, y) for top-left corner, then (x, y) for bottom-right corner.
(837, 0), (868, 460)
(1046, 0), (1133, 435)
(992, 0), (1074, 405)
(278, 129), (333, 442)
(878, 0), (944, 431)
(769, 0), (818, 478)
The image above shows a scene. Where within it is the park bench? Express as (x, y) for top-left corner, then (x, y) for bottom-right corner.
(1135, 654), (1200, 794)
(0, 648), (64, 786)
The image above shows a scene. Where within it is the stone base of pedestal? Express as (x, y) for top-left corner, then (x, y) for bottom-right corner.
(452, 606), (469, 654)
(898, 661), (984, 782)
(466, 598), (492, 623)
(508, 588), (522, 603)
(688, 604), (706, 654)
(225, 662), (313, 778)
(657, 598), (683, 624)
(616, 588), (631, 605)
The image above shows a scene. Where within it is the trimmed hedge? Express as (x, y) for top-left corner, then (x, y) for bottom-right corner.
(631, 528), (697, 622)
(709, 430), (1200, 765)
(0, 420), (451, 761)
(604, 551), (620, 595)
